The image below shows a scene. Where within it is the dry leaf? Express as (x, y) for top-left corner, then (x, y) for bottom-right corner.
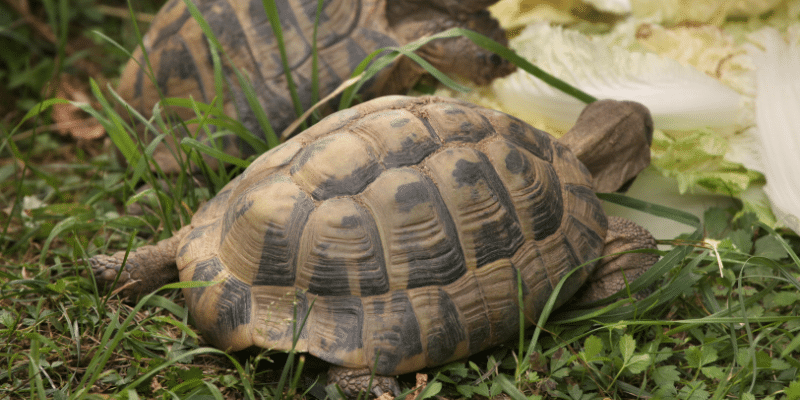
(404, 373), (428, 400)
(52, 74), (105, 140)
(377, 392), (394, 400)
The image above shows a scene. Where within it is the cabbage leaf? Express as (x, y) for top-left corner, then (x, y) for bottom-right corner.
(456, 5), (800, 234)
(490, 23), (743, 132)
(744, 26), (800, 233)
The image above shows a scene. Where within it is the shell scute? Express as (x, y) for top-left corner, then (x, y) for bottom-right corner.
(307, 107), (363, 140)
(296, 198), (389, 297)
(439, 271), (490, 355)
(307, 295), (365, 367)
(484, 139), (564, 241)
(350, 109), (439, 168)
(425, 147), (524, 269)
(192, 271), (254, 352)
(496, 115), (555, 163)
(178, 223), (214, 259)
(511, 242), (552, 318)
(471, 259), (521, 345)
(219, 175), (313, 286)
(412, 288), (468, 366)
(363, 291), (424, 375)
(215, 277), (253, 340)
(249, 286), (308, 351)
(152, 0), (188, 47)
(153, 39), (202, 98)
(190, 256), (225, 298)
(422, 102), (496, 143)
(201, 0), (245, 48)
(361, 168), (466, 291)
(238, 140), (302, 186)
(291, 133), (383, 200)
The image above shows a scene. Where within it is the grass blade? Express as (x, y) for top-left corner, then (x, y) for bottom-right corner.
(598, 192), (703, 229)
(260, 0), (305, 124)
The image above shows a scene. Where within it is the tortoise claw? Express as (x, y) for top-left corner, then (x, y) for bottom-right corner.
(328, 366), (401, 399)
(89, 254), (130, 289)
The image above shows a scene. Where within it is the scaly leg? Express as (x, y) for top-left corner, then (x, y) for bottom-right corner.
(90, 225), (191, 299)
(328, 366), (401, 399)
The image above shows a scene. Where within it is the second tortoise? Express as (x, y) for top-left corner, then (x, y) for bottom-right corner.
(117, 0), (515, 172)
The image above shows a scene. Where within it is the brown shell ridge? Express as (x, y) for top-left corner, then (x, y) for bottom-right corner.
(408, 287), (468, 368)
(528, 162), (564, 241)
(480, 137), (563, 243)
(214, 276), (253, 341)
(532, 181), (606, 311)
(550, 234), (593, 309)
(361, 290), (425, 375)
(422, 147), (524, 271)
(148, 0), (192, 50)
(415, 114), (445, 147)
(441, 269), (492, 356)
(295, 198), (390, 297)
(462, 259), (521, 354)
(216, 175), (315, 286)
(156, 35), (210, 101)
(192, 0), (249, 95)
(304, 294), (366, 368)
(419, 101), (498, 144)
(224, 0), (362, 80)
(498, 115), (555, 163)
(466, 150), (525, 266)
(253, 187), (315, 286)
(358, 167), (467, 292)
(348, 109), (440, 169)
(565, 184), (607, 231)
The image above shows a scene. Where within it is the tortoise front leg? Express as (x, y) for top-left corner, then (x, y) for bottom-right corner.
(90, 226), (191, 299)
(577, 216), (659, 304)
(328, 366), (401, 399)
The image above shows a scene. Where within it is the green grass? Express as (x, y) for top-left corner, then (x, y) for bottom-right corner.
(2, 0), (800, 399)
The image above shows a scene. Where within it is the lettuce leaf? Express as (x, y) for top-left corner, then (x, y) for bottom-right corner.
(489, 23), (743, 131)
(462, 5), (800, 233)
(489, 0), (581, 29)
(489, 0), (793, 28)
(651, 129), (764, 194)
(630, 0), (788, 25)
(456, 23), (759, 196)
(743, 25), (800, 233)
(436, 20), (771, 228)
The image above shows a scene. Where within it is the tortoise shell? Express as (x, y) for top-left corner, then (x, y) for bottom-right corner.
(117, 0), (513, 170)
(177, 95), (606, 375)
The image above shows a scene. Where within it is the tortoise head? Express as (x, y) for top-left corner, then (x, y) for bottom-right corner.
(557, 100), (654, 193)
(386, 0), (515, 87)
(388, 0), (504, 19)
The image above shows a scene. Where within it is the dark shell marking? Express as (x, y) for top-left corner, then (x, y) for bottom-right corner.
(177, 96), (607, 375)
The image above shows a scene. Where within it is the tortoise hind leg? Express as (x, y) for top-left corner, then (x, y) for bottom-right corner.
(90, 225), (191, 299)
(328, 366), (401, 399)
(577, 216), (659, 304)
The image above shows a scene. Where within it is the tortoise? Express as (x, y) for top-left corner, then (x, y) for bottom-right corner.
(91, 95), (658, 397)
(117, 0), (515, 173)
